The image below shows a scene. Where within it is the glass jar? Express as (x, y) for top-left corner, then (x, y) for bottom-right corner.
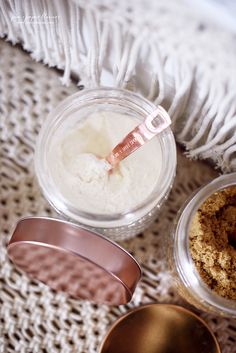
(35, 88), (176, 241)
(170, 173), (236, 317)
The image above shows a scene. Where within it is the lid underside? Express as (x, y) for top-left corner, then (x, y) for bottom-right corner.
(7, 217), (141, 305)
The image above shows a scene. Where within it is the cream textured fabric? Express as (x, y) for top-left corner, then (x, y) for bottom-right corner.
(0, 40), (236, 353)
(0, 0), (236, 171)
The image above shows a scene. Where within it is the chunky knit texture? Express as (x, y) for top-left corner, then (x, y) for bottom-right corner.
(0, 40), (236, 353)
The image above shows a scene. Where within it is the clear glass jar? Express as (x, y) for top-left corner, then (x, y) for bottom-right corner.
(170, 173), (236, 317)
(35, 88), (176, 241)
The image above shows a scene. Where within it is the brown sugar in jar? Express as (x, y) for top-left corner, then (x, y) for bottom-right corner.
(189, 187), (236, 300)
(171, 173), (236, 317)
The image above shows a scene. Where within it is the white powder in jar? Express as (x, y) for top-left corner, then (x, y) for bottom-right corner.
(48, 111), (162, 214)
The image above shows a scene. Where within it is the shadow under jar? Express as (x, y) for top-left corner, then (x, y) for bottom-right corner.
(170, 173), (236, 317)
(35, 88), (176, 241)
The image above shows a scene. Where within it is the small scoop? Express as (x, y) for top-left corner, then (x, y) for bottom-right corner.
(106, 106), (171, 168)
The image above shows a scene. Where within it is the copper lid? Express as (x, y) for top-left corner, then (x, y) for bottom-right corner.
(99, 304), (221, 353)
(7, 217), (141, 305)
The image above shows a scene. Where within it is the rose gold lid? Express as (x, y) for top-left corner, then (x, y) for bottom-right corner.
(7, 217), (141, 305)
(99, 304), (221, 353)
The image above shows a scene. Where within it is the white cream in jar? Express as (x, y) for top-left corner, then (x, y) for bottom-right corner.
(48, 111), (162, 214)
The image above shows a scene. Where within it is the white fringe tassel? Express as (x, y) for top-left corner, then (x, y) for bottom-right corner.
(0, 0), (236, 172)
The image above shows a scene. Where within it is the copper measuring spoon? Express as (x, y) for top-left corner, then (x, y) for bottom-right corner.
(106, 106), (171, 168)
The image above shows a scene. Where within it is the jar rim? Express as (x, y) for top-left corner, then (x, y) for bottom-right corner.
(174, 172), (236, 316)
(35, 87), (176, 228)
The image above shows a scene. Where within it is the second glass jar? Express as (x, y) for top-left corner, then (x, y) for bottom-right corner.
(170, 173), (236, 317)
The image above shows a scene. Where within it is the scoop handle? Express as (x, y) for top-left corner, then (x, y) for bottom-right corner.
(106, 106), (171, 167)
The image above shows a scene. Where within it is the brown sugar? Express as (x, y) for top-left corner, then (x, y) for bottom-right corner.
(189, 186), (236, 300)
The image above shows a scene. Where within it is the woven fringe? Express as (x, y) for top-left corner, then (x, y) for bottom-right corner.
(0, 0), (236, 171)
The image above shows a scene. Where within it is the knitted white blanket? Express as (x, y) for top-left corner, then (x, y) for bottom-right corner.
(1, 0), (236, 171)
(1, 40), (236, 353)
